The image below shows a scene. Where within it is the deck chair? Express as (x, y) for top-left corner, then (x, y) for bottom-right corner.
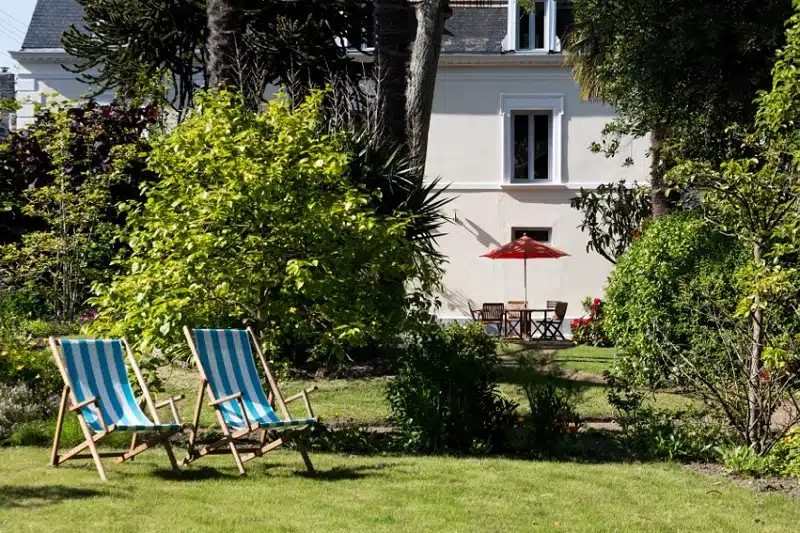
(183, 327), (318, 476)
(48, 337), (184, 481)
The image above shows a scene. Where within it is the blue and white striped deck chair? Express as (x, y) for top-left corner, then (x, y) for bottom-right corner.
(183, 327), (318, 475)
(48, 337), (185, 481)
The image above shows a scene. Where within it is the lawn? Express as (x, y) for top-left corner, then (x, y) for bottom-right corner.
(1, 447), (798, 533)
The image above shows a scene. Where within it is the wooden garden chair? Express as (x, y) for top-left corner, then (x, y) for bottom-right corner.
(467, 300), (483, 322)
(182, 327), (318, 476)
(481, 303), (505, 336)
(48, 337), (184, 481)
(536, 301), (568, 340)
(505, 300), (527, 338)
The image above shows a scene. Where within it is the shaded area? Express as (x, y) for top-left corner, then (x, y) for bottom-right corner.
(152, 466), (242, 482)
(296, 462), (395, 481)
(0, 485), (103, 508)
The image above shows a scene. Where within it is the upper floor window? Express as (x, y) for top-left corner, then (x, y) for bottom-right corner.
(501, 95), (565, 185)
(510, 0), (574, 53)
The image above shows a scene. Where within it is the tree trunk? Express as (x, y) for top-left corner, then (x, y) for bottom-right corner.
(375, 0), (413, 150)
(748, 240), (765, 451)
(650, 126), (668, 219)
(407, 0), (451, 178)
(207, 0), (241, 88)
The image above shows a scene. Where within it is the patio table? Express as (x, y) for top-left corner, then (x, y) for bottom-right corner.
(503, 309), (551, 340)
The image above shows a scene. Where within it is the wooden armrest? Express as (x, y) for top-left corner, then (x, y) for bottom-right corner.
(69, 396), (99, 412)
(155, 395), (185, 425)
(155, 395), (185, 409)
(284, 386), (318, 404)
(210, 392), (242, 407)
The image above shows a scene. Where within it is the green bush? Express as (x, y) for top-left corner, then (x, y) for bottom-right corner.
(0, 382), (55, 443)
(606, 371), (726, 462)
(0, 335), (61, 397)
(721, 428), (800, 478)
(90, 89), (438, 368)
(570, 297), (611, 347)
(506, 354), (581, 457)
(605, 212), (745, 386)
(719, 445), (775, 478)
(387, 323), (517, 453)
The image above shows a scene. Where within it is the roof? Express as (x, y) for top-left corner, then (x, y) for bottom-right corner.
(21, 0), (85, 50)
(21, 0), (508, 54)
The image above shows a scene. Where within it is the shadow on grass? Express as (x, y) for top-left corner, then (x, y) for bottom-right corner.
(497, 364), (609, 393)
(296, 463), (394, 481)
(151, 466), (243, 481)
(0, 485), (104, 508)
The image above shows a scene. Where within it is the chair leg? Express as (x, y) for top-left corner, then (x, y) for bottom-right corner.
(299, 447), (315, 474)
(77, 415), (107, 481)
(184, 379), (206, 465)
(50, 385), (69, 467)
(163, 437), (180, 471)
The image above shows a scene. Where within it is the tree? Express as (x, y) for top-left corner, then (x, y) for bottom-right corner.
(570, 181), (651, 264)
(90, 90), (439, 365)
(63, 0), (369, 111)
(0, 100), (159, 321)
(406, 0), (452, 171)
(663, 3), (800, 453)
(565, 0), (792, 219)
(206, 0), (243, 89)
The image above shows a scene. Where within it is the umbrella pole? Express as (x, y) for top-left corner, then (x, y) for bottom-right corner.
(524, 256), (528, 304)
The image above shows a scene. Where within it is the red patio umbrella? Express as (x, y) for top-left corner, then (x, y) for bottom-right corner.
(481, 236), (569, 303)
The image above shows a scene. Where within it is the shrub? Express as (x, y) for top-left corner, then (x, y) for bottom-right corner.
(387, 323), (517, 453)
(90, 89), (438, 368)
(0, 382), (55, 442)
(0, 333), (62, 397)
(606, 371), (726, 462)
(0, 100), (160, 321)
(719, 445), (775, 478)
(605, 211), (745, 386)
(507, 354), (581, 457)
(571, 297), (611, 347)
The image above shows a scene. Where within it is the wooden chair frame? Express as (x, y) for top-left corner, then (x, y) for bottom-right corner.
(182, 326), (319, 476)
(537, 301), (568, 340)
(48, 337), (185, 481)
(481, 303), (505, 336)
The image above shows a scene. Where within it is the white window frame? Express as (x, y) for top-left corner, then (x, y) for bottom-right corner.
(501, 94), (564, 185)
(505, 0), (569, 53)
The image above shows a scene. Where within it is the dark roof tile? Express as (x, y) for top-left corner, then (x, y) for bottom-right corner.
(22, 0), (84, 50)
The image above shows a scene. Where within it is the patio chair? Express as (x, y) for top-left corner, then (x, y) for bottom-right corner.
(481, 303), (505, 336)
(183, 327), (318, 476)
(467, 300), (483, 322)
(505, 300), (528, 339)
(47, 337), (184, 481)
(537, 301), (568, 340)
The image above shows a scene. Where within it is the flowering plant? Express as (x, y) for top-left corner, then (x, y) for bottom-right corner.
(570, 297), (611, 347)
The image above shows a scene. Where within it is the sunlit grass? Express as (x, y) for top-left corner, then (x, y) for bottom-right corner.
(1, 447), (798, 533)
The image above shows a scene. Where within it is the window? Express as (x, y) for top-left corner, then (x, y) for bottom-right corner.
(512, 111), (551, 181)
(339, 1), (376, 51)
(512, 228), (551, 243)
(508, 0), (574, 52)
(501, 95), (564, 184)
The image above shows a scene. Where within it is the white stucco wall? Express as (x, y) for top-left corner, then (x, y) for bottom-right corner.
(425, 63), (650, 322)
(12, 53), (112, 128)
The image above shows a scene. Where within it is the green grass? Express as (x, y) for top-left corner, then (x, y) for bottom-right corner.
(1, 447), (798, 532)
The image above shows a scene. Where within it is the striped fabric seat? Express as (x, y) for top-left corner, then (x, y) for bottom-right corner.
(192, 329), (316, 431)
(60, 339), (180, 433)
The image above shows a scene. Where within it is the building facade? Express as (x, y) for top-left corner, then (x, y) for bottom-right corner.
(10, 0), (650, 330)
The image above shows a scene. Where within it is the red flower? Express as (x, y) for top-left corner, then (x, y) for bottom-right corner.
(759, 369), (771, 382)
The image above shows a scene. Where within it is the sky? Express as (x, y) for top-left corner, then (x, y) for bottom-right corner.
(0, 0), (37, 69)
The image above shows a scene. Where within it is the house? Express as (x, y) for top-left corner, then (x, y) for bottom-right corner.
(0, 67), (14, 139)
(10, 0), (649, 334)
